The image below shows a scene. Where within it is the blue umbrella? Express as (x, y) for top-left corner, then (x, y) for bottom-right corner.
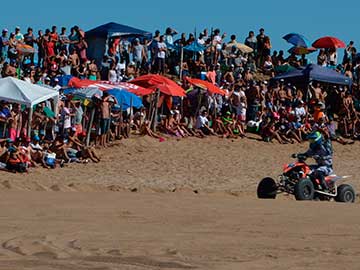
(105, 89), (143, 110)
(283, 33), (312, 48)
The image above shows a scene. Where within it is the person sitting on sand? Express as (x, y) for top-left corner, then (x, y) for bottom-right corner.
(212, 113), (227, 136)
(260, 116), (287, 144)
(133, 107), (147, 130)
(164, 113), (186, 137)
(173, 111), (192, 137)
(67, 128), (101, 163)
(0, 138), (10, 165)
(195, 110), (215, 135)
(140, 120), (163, 139)
(222, 111), (237, 138)
(49, 136), (71, 162)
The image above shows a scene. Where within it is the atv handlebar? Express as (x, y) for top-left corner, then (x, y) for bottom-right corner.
(292, 153), (307, 161)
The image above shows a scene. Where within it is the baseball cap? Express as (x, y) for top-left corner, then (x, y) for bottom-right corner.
(2, 29), (8, 33)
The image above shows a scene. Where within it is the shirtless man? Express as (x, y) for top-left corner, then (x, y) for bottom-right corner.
(277, 85), (288, 106)
(68, 130), (101, 163)
(88, 59), (98, 80)
(99, 94), (113, 147)
(310, 82), (324, 103)
(223, 66), (235, 85)
(9, 104), (22, 142)
(69, 49), (80, 75)
(4, 61), (17, 77)
(243, 69), (253, 83)
(343, 91), (355, 119)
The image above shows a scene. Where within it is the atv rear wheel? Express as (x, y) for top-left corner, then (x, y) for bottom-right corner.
(335, 184), (356, 203)
(294, 178), (314, 201)
(257, 177), (277, 199)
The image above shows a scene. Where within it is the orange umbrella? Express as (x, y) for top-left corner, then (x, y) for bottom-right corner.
(186, 77), (226, 95)
(130, 74), (186, 97)
(16, 44), (37, 55)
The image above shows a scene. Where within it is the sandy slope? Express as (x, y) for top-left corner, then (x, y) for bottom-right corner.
(0, 136), (359, 194)
(0, 192), (360, 270)
(0, 137), (360, 269)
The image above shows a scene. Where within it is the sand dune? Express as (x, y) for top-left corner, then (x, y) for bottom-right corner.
(0, 137), (359, 269)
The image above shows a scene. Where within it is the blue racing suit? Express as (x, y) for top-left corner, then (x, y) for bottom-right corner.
(302, 141), (333, 190)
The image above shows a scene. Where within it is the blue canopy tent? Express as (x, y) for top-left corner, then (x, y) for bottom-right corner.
(273, 64), (352, 86)
(86, 22), (152, 65)
(105, 89), (143, 110)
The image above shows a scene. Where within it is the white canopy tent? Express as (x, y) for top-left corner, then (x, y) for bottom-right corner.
(0, 77), (58, 107)
(0, 77), (59, 136)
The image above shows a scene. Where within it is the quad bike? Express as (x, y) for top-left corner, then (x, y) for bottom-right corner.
(257, 154), (356, 203)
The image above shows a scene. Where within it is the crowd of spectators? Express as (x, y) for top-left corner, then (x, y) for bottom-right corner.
(0, 24), (359, 173)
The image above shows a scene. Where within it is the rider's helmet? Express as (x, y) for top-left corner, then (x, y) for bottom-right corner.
(308, 131), (323, 150)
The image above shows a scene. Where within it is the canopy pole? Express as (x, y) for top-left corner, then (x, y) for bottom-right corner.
(152, 89), (160, 132)
(129, 96), (133, 119)
(149, 94), (156, 129)
(86, 107), (96, 147)
(180, 97), (184, 116)
(179, 46), (184, 81)
(27, 107), (33, 139)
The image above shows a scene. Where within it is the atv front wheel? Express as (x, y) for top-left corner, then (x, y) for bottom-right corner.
(257, 177), (277, 199)
(335, 184), (356, 203)
(294, 178), (314, 201)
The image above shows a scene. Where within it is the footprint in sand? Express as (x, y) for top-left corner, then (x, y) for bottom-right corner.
(2, 236), (70, 259)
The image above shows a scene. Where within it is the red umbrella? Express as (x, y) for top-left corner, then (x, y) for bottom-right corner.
(186, 77), (226, 95)
(130, 74), (186, 97)
(312, 36), (346, 49)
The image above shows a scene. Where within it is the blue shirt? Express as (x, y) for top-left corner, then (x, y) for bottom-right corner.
(0, 36), (9, 53)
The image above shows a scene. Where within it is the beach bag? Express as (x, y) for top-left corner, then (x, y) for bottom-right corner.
(7, 159), (27, 173)
(45, 153), (56, 168)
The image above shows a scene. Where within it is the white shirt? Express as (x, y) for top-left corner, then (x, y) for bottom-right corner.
(214, 35), (222, 50)
(108, 69), (117, 83)
(295, 106), (306, 121)
(157, 42), (167, 59)
(197, 38), (205, 45)
(61, 107), (71, 129)
(196, 115), (208, 129)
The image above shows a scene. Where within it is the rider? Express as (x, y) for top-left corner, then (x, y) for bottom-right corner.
(298, 131), (333, 191)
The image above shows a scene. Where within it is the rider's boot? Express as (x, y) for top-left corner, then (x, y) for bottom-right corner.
(319, 173), (329, 192)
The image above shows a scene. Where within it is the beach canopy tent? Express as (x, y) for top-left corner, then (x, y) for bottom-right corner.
(273, 64), (352, 86)
(86, 22), (152, 65)
(0, 77), (59, 107)
(0, 77), (59, 136)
